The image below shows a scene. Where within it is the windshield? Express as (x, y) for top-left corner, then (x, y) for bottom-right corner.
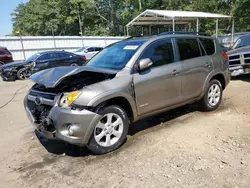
(75, 47), (87, 52)
(26, 53), (40, 62)
(86, 40), (146, 70)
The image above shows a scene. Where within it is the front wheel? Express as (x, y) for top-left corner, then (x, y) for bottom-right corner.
(88, 105), (129, 155)
(200, 79), (223, 111)
(17, 68), (31, 80)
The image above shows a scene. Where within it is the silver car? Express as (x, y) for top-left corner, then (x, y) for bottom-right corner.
(24, 34), (231, 154)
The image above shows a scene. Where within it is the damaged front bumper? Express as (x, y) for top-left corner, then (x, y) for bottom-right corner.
(24, 95), (102, 146)
(0, 69), (17, 81)
(229, 65), (250, 76)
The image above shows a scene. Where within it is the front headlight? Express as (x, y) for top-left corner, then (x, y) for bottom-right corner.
(59, 91), (81, 108)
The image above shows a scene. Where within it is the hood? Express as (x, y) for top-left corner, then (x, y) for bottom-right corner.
(30, 66), (118, 88)
(227, 46), (250, 55)
(0, 61), (28, 69)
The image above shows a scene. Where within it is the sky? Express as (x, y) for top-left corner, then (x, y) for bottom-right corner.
(0, 0), (29, 36)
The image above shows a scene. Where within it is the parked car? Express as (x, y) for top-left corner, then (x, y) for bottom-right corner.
(227, 46), (250, 76)
(0, 47), (13, 65)
(73, 46), (103, 60)
(24, 33), (230, 154)
(0, 51), (86, 81)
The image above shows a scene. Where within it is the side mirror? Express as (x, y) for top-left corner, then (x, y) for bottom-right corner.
(138, 58), (153, 71)
(84, 50), (88, 53)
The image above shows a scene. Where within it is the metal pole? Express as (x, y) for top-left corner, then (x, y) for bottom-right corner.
(51, 24), (56, 49)
(126, 26), (129, 36)
(149, 25), (151, 35)
(196, 18), (199, 33)
(19, 34), (26, 60)
(216, 19), (219, 38)
(232, 19), (235, 42)
(172, 18), (175, 33)
(141, 26), (144, 36)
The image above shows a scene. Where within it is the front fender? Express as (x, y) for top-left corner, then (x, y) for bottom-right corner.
(88, 90), (138, 121)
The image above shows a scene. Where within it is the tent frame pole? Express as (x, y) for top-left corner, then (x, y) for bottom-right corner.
(196, 18), (199, 33)
(232, 19), (235, 42)
(216, 19), (219, 38)
(172, 18), (175, 33)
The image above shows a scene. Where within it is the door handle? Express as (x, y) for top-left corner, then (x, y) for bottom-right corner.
(205, 62), (211, 68)
(172, 69), (180, 76)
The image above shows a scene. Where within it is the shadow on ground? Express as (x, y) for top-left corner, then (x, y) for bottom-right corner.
(231, 74), (250, 82)
(36, 103), (198, 157)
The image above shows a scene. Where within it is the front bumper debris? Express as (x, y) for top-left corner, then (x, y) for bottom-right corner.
(24, 95), (102, 146)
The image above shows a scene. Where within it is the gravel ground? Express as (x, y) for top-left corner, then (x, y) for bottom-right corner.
(0, 77), (249, 188)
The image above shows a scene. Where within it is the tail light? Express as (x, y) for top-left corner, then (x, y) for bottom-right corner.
(81, 56), (86, 61)
(221, 53), (229, 60)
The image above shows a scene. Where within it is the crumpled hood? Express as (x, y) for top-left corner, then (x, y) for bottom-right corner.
(0, 61), (28, 69)
(30, 66), (118, 88)
(227, 46), (250, 55)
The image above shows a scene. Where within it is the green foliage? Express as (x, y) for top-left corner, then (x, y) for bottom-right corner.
(11, 0), (250, 36)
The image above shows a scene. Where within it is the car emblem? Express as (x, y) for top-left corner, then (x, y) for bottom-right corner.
(34, 97), (42, 105)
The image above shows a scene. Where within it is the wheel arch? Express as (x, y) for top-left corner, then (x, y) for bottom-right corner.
(93, 96), (136, 123)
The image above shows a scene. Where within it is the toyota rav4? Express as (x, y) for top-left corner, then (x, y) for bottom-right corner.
(24, 34), (231, 154)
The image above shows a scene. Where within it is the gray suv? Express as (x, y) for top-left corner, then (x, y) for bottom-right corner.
(24, 34), (231, 154)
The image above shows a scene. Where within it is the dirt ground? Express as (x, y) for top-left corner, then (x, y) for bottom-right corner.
(0, 76), (249, 188)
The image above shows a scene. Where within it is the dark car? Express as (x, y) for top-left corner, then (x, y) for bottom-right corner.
(227, 46), (250, 76)
(0, 51), (86, 81)
(0, 47), (13, 65)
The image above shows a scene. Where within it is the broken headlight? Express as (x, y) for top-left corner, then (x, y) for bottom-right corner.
(59, 91), (81, 108)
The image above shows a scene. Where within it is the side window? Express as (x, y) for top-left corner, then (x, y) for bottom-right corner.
(140, 39), (175, 68)
(242, 36), (250, 47)
(200, 38), (215, 55)
(38, 54), (51, 61)
(87, 47), (95, 52)
(0, 51), (5, 55)
(96, 47), (103, 51)
(177, 38), (201, 60)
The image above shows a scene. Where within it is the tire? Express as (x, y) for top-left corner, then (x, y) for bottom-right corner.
(0, 61), (4, 66)
(200, 79), (223, 111)
(88, 105), (129, 155)
(17, 68), (30, 80)
(70, 63), (78, 66)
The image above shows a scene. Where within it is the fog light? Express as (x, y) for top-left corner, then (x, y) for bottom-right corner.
(68, 125), (75, 136)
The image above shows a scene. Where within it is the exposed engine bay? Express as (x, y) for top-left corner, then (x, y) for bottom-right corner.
(27, 70), (116, 125)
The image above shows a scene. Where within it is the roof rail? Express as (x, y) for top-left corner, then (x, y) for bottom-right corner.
(158, 32), (210, 36)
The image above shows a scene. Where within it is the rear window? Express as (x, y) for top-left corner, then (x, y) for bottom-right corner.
(200, 38), (215, 55)
(177, 38), (201, 60)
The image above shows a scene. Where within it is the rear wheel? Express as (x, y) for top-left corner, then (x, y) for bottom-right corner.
(0, 61), (4, 66)
(200, 79), (223, 111)
(88, 105), (129, 155)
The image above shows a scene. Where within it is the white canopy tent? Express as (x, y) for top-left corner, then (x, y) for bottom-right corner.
(126, 9), (233, 39)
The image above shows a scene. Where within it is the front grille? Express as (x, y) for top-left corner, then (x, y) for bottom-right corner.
(29, 90), (56, 100)
(229, 60), (241, 66)
(27, 89), (57, 124)
(229, 55), (240, 60)
(244, 54), (250, 58)
(27, 100), (52, 124)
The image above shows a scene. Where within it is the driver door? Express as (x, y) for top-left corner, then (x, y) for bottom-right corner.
(133, 39), (182, 116)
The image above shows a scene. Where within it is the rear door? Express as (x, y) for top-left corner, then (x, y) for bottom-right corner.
(133, 38), (182, 115)
(176, 37), (212, 100)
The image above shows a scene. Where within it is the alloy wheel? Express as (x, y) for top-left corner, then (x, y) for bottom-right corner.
(94, 113), (124, 147)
